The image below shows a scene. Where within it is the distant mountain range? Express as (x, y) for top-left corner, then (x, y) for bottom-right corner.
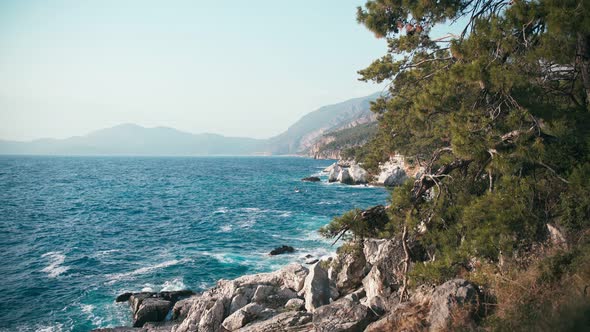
(0, 93), (381, 156)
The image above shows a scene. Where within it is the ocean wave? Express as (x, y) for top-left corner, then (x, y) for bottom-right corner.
(219, 224), (232, 232)
(316, 200), (340, 205)
(41, 252), (70, 278)
(105, 259), (190, 284)
(213, 207), (228, 214)
(80, 304), (104, 327)
(160, 278), (187, 291)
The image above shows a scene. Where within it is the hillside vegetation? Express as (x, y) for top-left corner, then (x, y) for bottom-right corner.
(321, 0), (590, 330)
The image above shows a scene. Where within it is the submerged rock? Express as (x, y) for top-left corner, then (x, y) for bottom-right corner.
(116, 291), (193, 327)
(301, 176), (321, 182)
(269, 245), (295, 256)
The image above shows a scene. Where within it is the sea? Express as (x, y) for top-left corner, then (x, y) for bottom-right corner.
(0, 156), (389, 332)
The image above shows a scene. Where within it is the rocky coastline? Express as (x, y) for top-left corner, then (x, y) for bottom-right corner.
(92, 156), (481, 331)
(93, 235), (481, 332)
(319, 154), (422, 187)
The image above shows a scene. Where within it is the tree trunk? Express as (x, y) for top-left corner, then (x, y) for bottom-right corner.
(577, 32), (590, 107)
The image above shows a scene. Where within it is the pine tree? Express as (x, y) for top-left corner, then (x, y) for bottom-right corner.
(330, 0), (590, 293)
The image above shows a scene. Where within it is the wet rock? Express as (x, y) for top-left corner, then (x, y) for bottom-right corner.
(301, 176), (321, 182)
(116, 292), (133, 302)
(269, 245), (295, 256)
(133, 298), (172, 327)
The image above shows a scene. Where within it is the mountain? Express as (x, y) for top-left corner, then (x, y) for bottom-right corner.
(307, 122), (378, 159)
(0, 124), (266, 156)
(266, 92), (380, 155)
(0, 93), (381, 156)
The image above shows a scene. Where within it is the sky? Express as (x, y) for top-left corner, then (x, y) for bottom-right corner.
(0, 1), (463, 141)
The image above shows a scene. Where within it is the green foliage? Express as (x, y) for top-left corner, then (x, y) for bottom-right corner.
(319, 206), (390, 241)
(349, 0), (590, 283)
(318, 122), (378, 158)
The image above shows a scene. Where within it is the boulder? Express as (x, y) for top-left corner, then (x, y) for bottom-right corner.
(337, 168), (353, 185)
(252, 285), (275, 303)
(221, 303), (265, 331)
(329, 249), (367, 293)
(116, 292), (133, 302)
(133, 298), (172, 327)
(269, 245), (295, 255)
(301, 176), (321, 182)
(229, 287), (254, 314)
(172, 296), (217, 332)
(197, 297), (226, 332)
(284, 298), (305, 311)
(238, 311), (313, 332)
(344, 288), (366, 303)
(348, 164), (369, 184)
(303, 263), (330, 312)
(364, 302), (429, 332)
(276, 263), (309, 292)
(377, 165), (407, 187)
(427, 279), (479, 331)
(328, 165), (342, 182)
(312, 298), (376, 332)
(171, 298), (194, 321)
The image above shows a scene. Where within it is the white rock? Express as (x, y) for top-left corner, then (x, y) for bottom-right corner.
(303, 263), (330, 312)
(337, 168), (353, 185)
(221, 303), (264, 331)
(349, 164), (369, 184)
(277, 263), (309, 292)
(252, 285), (274, 303)
(197, 297), (226, 332)
(328, 165), (341, 182)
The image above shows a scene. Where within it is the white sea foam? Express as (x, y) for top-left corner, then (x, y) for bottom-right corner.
(33, 323), (65, 332)
(160, 278), (187, 291)
(213, 207), (228, 214)
(41, 251), (70, 278)
(80, 304), (104, 327)
(219, 224), (232, 232)
(105, 259), (190, 284)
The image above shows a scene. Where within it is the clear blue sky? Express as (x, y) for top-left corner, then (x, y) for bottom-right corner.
(0, 1), (462, 141)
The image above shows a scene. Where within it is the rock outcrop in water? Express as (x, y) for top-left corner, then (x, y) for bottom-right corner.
(269, 245), (295, 256)
(94, 235), (482, 332)
(321, 154), (424, 187)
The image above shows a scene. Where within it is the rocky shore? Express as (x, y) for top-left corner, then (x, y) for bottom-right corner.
(93, 235), (481, 332)
(320, 155), (423, 187)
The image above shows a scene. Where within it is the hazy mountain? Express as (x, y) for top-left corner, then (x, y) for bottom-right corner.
(0, 93), (381, 156)
(0, 124), (266, 156)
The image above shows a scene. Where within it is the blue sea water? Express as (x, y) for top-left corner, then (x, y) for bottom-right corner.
(0, 156), (389, 332)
